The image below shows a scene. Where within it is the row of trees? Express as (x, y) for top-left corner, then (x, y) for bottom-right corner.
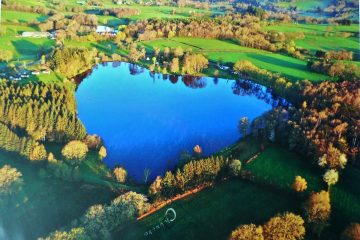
(122, 14), (297, 54)
(0, 80), (86, 142)
(148, 156), (241, 200)
(101, 8), (141, 18)
(42, 191), (150, 240)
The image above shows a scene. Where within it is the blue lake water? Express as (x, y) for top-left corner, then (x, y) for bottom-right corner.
(76, 62), (283, 181)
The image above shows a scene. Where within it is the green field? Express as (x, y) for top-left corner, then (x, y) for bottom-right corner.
(0, 24), (54, 61)
(245, 145), (360, 237)
(120, 180), (300, 240)
(276, 0), (331, 11)
(2, 10), (49, 23)
(264, 23), (359, 54)
(143, 37), (329, 82)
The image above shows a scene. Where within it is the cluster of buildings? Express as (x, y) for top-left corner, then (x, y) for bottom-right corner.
(0, 69), (51, 81)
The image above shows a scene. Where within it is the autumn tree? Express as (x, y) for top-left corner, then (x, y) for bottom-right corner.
(262, 212), (305, 240)
(292, 176), (308, 192)
(98, 146), (107, 160)
(182, 54), (208, 75)
(0, 165), (23, 197)
(170, 57), (180, 73)
(230, 224), (264, 240)
(29, 143), (47, 161)
(229, 160), (242, 177)
(0, 49), (13, 62)
(42, 227), (89, 240)
(323, 169), (339, 191)
(149, 176), (162, 198)
(318, 144), (347, 169)
(62, 141), (89, 162)
(305, 191), (331, 237)
(114, 167), (127, 183)
(341, 223), (360, 240)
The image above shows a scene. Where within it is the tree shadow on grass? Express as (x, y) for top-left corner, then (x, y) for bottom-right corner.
(11, 39), (41, 59)
(248, 53), (307, 70)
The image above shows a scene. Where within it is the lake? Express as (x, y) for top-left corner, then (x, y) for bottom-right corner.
(76, 62), (285, 181)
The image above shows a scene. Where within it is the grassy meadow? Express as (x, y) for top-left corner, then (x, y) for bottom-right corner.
(0, 24), (54, 61)
(120, 179), (300, 240)
(143, 37), (329, 81)
(276, 0), (332, 11)
(264, 23), (359, 54)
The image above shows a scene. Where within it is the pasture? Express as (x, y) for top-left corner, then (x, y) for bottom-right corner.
(143, 37), (329, 82)
(120, 179), (300, 240)
(0, 24), (54, 61)
(264, 23), (359, 54)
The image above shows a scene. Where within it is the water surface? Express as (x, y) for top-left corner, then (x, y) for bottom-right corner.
(76, 62), (283, 181)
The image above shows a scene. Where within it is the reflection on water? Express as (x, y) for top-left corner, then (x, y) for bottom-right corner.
(76, 62), (288, 181)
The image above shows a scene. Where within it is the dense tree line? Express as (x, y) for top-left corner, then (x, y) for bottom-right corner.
(0, 122), (47, 160)
(149, 156), (233, 200)
(0, 80), (86, 143)
(101, 8), (141, 18)
(122, 14), (295, 54)
(252, 80), (359, 166)
(48, 47), (97, 78)
(308, 60), (360, 81)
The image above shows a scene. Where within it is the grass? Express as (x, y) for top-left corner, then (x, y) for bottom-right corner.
(0, 149), (117, 239)
(244, 144), (360, 238)
(143, 37), (329, 82)
(0, 24), (54, 61)
(276, 0), (332, 11)
(120, 180), (300, 240)
(264, 23), (359, 54)
(2, 10), (49, 23)
(246, 146), (324, 192)
(125, 5), (214, 20)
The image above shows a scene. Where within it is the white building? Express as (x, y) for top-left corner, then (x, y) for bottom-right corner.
(22, 32), (51, 38)
(96, 26), (117, 36)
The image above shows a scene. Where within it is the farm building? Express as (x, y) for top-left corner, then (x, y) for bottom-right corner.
(21, 32), (51, 38)
(96, 26), (117, 36)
